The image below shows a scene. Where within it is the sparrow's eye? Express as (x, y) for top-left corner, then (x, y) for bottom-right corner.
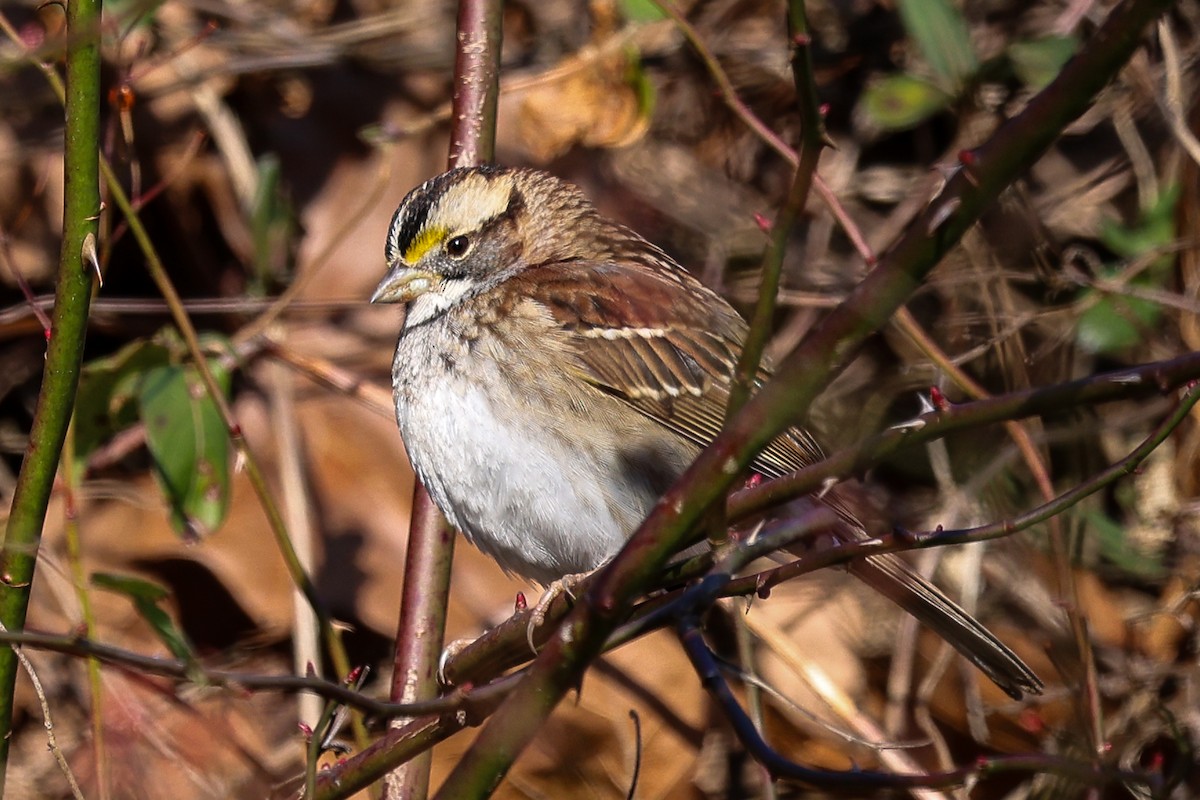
(445, 235), (470, 258)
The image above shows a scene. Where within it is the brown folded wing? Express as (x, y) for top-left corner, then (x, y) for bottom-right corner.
(519, 259), (823, 475)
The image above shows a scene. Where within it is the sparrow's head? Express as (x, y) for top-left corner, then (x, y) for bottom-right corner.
(371, 166), (616, 325)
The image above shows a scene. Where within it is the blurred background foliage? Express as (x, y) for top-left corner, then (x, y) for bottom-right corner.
(1, 0), (1199, 797)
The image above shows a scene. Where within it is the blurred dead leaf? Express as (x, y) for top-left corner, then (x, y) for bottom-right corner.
(512, 49), (649, 162)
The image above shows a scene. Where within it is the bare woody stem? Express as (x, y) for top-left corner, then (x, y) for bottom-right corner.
(383, 2), (504, 800)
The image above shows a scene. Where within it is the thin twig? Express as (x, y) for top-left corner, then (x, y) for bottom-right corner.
(60, 422), (111, 799)
(0, 623), (86, 800)
(0, 626), (515, 719)
(676, 618), (1152, 791)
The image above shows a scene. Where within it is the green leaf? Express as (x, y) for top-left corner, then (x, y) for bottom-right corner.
(1077, 185), (1179, 354)
(1083, 510), (1165, 580)
(896, 0), (978, 89)
(1076, 293), (1160, 354)
(1100, 184), (1179, 261)
(619, 0), (666, 22)
(137, 359), (232, 540)
(75, 329), (234, 537)
(1008, 36), (1078, 90)
(861, 74), (951, 131)
(249, 153), (295, 288)
(107, 0), (166, 30)
(75, 339), (172, 471)
(91, 573), (200, 668)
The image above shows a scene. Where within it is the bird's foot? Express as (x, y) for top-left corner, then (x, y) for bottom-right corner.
(526, 571), (589, 654)
(437, 637), (475, 686)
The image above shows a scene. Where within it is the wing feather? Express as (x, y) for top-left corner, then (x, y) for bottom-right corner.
(518, 259), (820, 478)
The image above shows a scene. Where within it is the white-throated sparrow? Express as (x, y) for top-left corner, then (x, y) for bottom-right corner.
(372, 165), (1042, 699)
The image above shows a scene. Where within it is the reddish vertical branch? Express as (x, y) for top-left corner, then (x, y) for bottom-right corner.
(384, 1), (503, 799)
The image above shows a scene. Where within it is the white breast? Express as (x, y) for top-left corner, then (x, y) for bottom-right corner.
(391, 325), (631, 585)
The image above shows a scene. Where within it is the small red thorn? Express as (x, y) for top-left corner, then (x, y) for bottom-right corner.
(514, 592), (527, 612)
(792, 32), (811, 45)
(344, 665), (363, 685)
(929, 385), (951, 411)
(753, 212), (773, 233)
(744, 473), (763, 490)
(228, 423), (243, 437)
(44, 328), (51, 341)
(108, 84), (135, 111)
(818, 103), (831, 117)
(958, 149), (978, 167)
(1018, 708), (1045, 734)
(305, 661), (317, 678)
(298, 722), (313, 740)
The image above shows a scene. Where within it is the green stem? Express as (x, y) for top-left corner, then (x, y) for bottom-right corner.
(0, 0), (102, 791)
(726, 0), (826, 417)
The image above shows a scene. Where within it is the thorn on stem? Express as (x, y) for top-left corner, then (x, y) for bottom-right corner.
(81, 232), (102, 287)
(926, 197), (961, 235)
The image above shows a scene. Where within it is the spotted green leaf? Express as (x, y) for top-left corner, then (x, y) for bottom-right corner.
(861, 74), (951, 131)
(75, 339), (172, 474)
(137, 359), (232, 540)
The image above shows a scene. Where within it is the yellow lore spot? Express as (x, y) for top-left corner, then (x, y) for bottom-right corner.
(404, 225), (448, 265)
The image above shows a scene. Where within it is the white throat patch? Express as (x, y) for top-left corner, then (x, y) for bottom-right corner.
(403, 277), (475, 328)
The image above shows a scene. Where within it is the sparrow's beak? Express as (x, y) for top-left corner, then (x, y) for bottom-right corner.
(371, 263), (441, 304)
